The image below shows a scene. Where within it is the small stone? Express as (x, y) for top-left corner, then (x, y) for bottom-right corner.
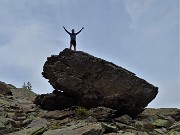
(101, 122), (118, 132)
(85, 116), (97, 123)
(134, 121), (145, 129)
(7, 113), (15, 118)
(14, 121), (22, 128)
(0, 120), (6, 129)
(165, 116), (176, 123)
(103, 133), (119, 135)
(7, 127), (47, 135)
(154, 128), (165, 134)
(7, 118), (17, 127)
(115, 115), (132, 124)
(115, 122), (135, 130)
(167, 130), (180, 135)
(162, 127), (167, 133)
(6, 96), (14, 99)
(0, 107), (4, 111)
(43, 123), (104, 135)
(22, 118), (33, 126)
(43, 110), (74, 120)
(131, 130), (149, 135)
(0, 112), (8, 117)
(28, 108), (36, 112)
(27, 118), (49, 128)
(89, 106), (117, 121)
(20, 105), (33, 113)
(15, 116), (26, 120)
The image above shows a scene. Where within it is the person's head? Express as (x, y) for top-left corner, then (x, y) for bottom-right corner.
(72, 29), (75, 33)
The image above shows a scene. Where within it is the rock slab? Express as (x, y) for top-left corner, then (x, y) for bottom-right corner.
(41, 48), (158, 117)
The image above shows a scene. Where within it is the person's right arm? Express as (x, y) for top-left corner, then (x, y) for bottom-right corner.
(63, 26), (70, 35)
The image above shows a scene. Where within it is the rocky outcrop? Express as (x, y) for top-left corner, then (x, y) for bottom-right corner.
(0, 82), (38, 134)
(0, 80), (179, 135)
(0, 82), (12, 96)
(89, 107), (117, 121)
(43, 123), (104, 135)
(41, 48), (158, 117)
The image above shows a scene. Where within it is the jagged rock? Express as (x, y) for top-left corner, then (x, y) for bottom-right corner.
(0, 81), (36, 101)
(43, 123), (104, 135)
(167, 121), (180, 135)
(41, 48), (158, 117)
(104, 133), (118, 135)
(133, 121), (146, 129)
(27, 118), (49, 128)
(0, 115), (15, 134)
(152, 119), (172, 128)
(0, 82), (12, 96)
(101, 122), (119, 132)
(43, 110), (74, 120)
(115, 115), (132, 125)
(154, 128), (166, 134)
(128, 130), (149, 135)
(89, 107), (117, 121)
(6, 127), (47, 135)
(0, 116), (6, 131)
(0, 80), (179, 135)
(22, 118), (33, 126)
(10, 88), (36, 101)
(141, 108), (180, 121)
(85, 116), (97, 123)
(115, 122), (135, 130)
(169, 121), (180, 132)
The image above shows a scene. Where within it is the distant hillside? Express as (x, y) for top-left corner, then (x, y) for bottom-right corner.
(0, 81), (36, 101)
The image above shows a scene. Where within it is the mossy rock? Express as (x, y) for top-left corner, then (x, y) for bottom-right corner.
(75, 106), (89, 117)
(152, 119), (172, 127)
(0, 98), (11, 106)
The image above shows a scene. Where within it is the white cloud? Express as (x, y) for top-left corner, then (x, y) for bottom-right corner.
(124, 0), (155, 29)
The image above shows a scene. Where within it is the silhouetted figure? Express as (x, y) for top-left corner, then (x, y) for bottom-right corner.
(63, 26), (84, 51)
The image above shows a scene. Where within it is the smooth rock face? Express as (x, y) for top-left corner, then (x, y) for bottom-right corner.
(42, 48), (158, 117)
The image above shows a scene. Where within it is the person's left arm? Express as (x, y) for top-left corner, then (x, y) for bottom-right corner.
(76, 27), (84, 35)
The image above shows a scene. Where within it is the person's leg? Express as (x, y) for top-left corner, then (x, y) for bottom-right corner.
(70, 41), (72, 50)
(74, 41), (76, 51)
(70, 44), (73, 50)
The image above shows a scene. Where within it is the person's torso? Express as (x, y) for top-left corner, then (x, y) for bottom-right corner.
(70, 33), (76, 41)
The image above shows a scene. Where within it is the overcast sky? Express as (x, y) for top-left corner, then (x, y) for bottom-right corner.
(0, 0), (179, 108)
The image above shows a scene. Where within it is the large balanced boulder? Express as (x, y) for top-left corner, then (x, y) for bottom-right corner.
(41, 48), (158, 117)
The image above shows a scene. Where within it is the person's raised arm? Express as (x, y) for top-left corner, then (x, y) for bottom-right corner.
(76, 27), (84, 35)
(63, 26), (70, 35)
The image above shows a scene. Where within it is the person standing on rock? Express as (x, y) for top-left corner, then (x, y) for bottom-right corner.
(63, 26), (84, 51)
